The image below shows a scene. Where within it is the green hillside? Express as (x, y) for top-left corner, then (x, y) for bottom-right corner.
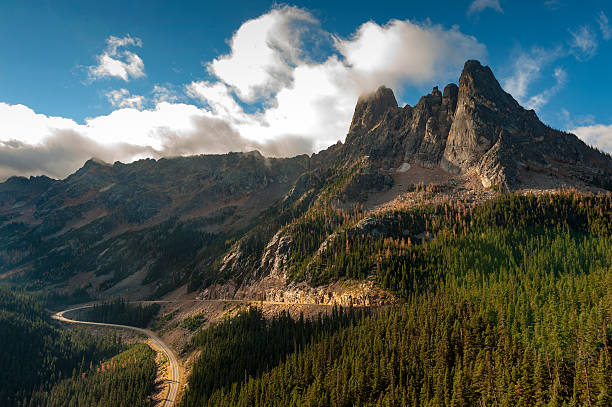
(181, 192), (612, 406)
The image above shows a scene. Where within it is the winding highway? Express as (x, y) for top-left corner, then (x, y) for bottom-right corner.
(52, 305), (180, 407)
(50, 298), (335, 406)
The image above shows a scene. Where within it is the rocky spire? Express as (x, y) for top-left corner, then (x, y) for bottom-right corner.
(458, 60), (517, 110)
(441, 83), (458, 114)
(348, 86), (398, 135)
(441, 60), (521, 175)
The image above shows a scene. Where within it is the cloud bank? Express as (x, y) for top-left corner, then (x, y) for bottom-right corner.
(0, 6), (487, 180)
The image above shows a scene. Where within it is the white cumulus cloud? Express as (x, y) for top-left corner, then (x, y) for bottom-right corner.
(0, 102), (81, 145)
(106, 88), (145, 109)
(186, 81), (250, 123)
(89, 35), (145, 81)
(0, 7), (487, 179)
(207, 6), (320, 102)
(0, 102), (315, 180)
(336, 19), (486, 90)
(191, 9), (486, 152)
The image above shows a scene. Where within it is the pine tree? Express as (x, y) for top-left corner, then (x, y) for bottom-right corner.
(517, 348), (535, 406)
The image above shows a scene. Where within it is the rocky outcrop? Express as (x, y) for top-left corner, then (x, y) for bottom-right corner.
(442, 60), (518, 174)
(258, 231), (292, 278)
(414, 84), (458, 168)
(199, 278), (397, 307)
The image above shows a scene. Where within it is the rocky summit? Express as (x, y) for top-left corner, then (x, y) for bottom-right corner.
(342, 60), (612, 190)
(0, 59), (610, 299)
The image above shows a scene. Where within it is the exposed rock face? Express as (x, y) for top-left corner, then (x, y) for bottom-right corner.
(342, 60), (612, 190)
(442, 60), (518, 174)
(414, 84), (458, 168)
(199, 278), (397, 307)
(258, 231), (292, 279)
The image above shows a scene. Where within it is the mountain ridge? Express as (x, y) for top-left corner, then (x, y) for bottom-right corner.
(1, 59), (610, 300)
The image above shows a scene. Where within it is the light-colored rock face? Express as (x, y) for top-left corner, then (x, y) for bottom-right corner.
(198, 278), (397, 307)
(396, 163), (411, 173)
(259, 231), (292, 278)
(442, 61), (513, 173)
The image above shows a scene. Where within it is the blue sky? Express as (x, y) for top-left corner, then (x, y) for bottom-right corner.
(0, 0), (611, 179)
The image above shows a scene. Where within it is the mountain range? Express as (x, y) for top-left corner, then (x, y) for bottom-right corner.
(1, 60), (610, 301)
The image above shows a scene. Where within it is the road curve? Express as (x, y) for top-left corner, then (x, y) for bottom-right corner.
(51, 299), (332, 405)
(52, 305), (180, 407)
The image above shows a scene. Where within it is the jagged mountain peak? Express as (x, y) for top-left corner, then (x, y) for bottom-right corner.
(457, 59), (518, 111)
(460, 59), (497, 86)
(349, 85), (398, 135)
(442, 83), (458, 99)
(83, 157), (111, 167)
(341, 59), (612, 190)
(0, 59), (610, 303)
(359, 85), (397, 106)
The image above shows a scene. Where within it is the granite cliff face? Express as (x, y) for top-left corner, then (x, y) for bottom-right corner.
(341, 60), (612, 190)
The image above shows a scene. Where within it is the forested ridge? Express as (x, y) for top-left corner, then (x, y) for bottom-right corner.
(181, 306), (369, 407)
(182, 192), (611, 407)
(2, 192), (610, 406)
(0, 286), (124, 406)
(26, 343), (157, 407)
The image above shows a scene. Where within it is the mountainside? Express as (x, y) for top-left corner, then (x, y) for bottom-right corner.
(0, 152), (310, 295)
(0, 60), (610, 299)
